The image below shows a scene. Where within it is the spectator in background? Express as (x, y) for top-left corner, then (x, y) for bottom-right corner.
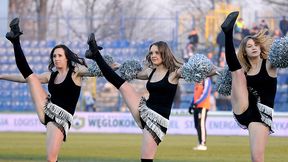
(216, 30), (225, 66)
(83, 91), (95, 112)
(188, 77), (212, 151)
(259, 19), (269, 30)
(188, 28), (199, 53)
(279, 16), (288, 36)
(259, 19), (269, 35)
(250, 23), (260, 35)
(235, 17), (244, 33)
(241, 25), (250, 38)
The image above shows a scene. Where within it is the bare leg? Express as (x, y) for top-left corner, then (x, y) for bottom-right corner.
(248, 122), (269, 162)
(141, 129), (157, 159)
(119, 82), (143, 128)
(86, 33), (142, 127)
(230, 70), (249, 114)
(6, 18), (47, 123)
(221, 12), (249, 114)
(46, 122), (64, 162)
(26, 75), (48, 123)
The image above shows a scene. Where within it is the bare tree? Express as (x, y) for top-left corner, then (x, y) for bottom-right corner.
(35, 0), (48, 40)
(262, 0), (288, 13)
(8, 0), (48, 40)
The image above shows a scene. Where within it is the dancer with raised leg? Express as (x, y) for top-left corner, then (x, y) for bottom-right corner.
(221, 11), (277, 162)
(2, 18), (104, 162)
(85, 33), (183, 162)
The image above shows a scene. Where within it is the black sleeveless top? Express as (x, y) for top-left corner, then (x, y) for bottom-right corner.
(146, 69), (178, 119)
(246, 59), (277, 108)
(48, 68), (81, 115)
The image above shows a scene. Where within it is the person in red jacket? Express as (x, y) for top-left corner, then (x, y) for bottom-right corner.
(189, 77), (212, 151)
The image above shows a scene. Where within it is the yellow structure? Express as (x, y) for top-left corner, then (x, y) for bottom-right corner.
(205, 3), (240, 44)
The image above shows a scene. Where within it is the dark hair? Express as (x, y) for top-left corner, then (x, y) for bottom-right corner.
(48, 44), (87, 71)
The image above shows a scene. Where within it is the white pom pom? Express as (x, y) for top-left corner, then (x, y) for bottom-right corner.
(119, 60), (143, 81)
(87, 54), (114, 77)
(181, 54), (213, 83)
(268, 36), (288, 68)
(215, 66), (232, 96)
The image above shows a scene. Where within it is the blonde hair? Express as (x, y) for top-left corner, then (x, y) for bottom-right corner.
(237, 29), (273, 72)
(145, 41), (183, 72)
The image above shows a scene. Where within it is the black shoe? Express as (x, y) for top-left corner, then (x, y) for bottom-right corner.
(87, 33), (103, 50)
(221, 11), (239, 33)
(6, 18), (23, 41)
(84, 49), (94, 59)
(85, 33), (103, 59)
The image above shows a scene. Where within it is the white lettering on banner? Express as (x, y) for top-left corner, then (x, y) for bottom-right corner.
(0, 112), (287, 136)
(208, 120), (239, 129)
(87, 118), (137, 128)
(14, 118), (40, 127)
(274, 122), (288, 130)
(0, 118), (8, 126)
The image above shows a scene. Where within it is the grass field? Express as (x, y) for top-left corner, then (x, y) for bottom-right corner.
(0, 132), (287, 162)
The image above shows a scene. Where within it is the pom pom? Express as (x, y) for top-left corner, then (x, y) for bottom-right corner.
(215, 66), (232, 96)
(87, 54), (114, 77)
(181, 54), (213, 83)
(119, 60), (142, 81)
(268, 36), (288, 68)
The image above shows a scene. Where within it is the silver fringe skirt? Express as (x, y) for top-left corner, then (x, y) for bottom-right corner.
(44, 97), (73, 141)
(138, 97), (169, 145)
(234, 102), (274, 134)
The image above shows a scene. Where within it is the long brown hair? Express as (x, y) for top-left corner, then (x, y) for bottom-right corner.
(145, 41), (183, 72)
(237, 29), (272, 72)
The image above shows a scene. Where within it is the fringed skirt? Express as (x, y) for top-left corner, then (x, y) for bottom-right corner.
(234, 102), (274, 134)
(138, 97), (169, 145)
(44, 96), (73, 141)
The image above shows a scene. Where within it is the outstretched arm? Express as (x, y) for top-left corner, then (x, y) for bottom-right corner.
(136, 66), (152, 80)
(0, 74), (26, 83)
(0, 72), (50, 84)
(207, 65), (223, 77)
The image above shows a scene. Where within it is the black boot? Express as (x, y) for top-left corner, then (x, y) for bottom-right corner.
(6, 18), (23, 42)
(85, 33), (125, 89)
(221, 11), (239, 33)
(221, 11), (242, 72)
(85, 33), (103, 60)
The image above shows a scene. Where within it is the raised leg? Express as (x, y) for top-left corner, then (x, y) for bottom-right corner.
(221, 12), (249, 114)
(85, 33), (143, 127)
(6, 18), (47, 123)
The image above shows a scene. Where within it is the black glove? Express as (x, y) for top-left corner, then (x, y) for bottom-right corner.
(188, 104), (197, 114)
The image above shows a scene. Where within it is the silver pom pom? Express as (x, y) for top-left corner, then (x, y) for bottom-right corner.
(215, 66), (232, 96)
(181, 54), (213, 83)
(87, 54), (114, 77)
(268, 36), (288, 68)
(119, 60), (143, 81)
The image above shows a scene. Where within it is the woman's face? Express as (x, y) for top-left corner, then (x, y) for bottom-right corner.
(149, 45), (163, 66)
(53, 48), (68, 69)
(245, 39), (261, 58)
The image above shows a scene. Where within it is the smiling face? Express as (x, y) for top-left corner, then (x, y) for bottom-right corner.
(149, 45), (163, 66)
(53, 48), (68, 69)
(245, 38), (261, 58)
